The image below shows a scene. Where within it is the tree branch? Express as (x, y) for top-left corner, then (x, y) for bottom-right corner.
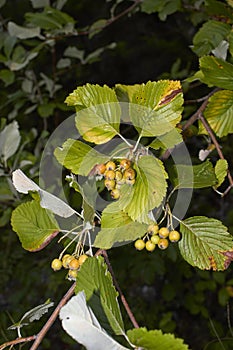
(0, 335), (36, 350)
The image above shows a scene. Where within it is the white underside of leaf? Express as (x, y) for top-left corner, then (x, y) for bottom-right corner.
(60, 292), (130, 350)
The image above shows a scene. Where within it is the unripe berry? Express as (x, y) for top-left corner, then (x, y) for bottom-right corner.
(158, 238), (169, 250)
(104, 179), (116, 190)
(106, 161), (116, 171)
(148, 224), (159, 235)
(62, 254), (74, 269)
(120, 159), (131, 170)
(169, 230), (181, 242)
(96, 163), (106, 175)
(145, 240), (156, 252)
(159, 227), (170, 238)
(68, 258), (80, 270)
(51, 258), (62, 271)
(115, 170), (123, 182)
(134, 239), (145, 251)
(123, 168), (136, 180)
(68, 269), (78, 280)
(111, 188), (120, 199)
(105, 170), (115, 180)
(79, 254), (88, 265)
(151, 235), (160, 245)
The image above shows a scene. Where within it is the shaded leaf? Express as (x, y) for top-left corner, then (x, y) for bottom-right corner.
(0, 69), (15, 85)
(149, 128), (182, 150)
(54, 139), (109, 176)
(214, 159), (228, 189)
(127, 327), (189, 350)
(8, 21), (41, 39)
(60, 291), (129, 350)
(141, 0), (181, 21)
(30, 0), (50, 8)
(130, 80), (183, 137)
(88, 19), (108, 39)
(11, 200), (60, 251)
(0, 121), (21, 163)
(179, 216), (233, 270)
(94, 201), (147, 249)
(75, 256), (125, 336)
(199, 90), (233, 137)
(170, 160), (217, 189)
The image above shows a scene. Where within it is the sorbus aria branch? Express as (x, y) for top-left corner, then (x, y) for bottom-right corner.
(0, 335), (36, 350)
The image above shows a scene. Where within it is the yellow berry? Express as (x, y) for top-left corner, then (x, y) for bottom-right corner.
(158, 238), (169, 250)
(106, 161), (116, 171)
(104, 179), (116, 190)
(148, 224), (159, 235)
(123, 168), (136, 180)
(134, 239), (145, 250)
(105, 170), (115, 180)
(79, 254), (88, 265)
(169, 230), (181, 242)
(62, 255), (74, 269)
(145, 240), (156, 252)
(68, 258), (80, 270)
(151, 235), (160, 245)
(125, 178), (136, 185)
(120, 159), (131, 170)
(111, 188), (120, 199)
(68, 269), (78, 280)
(159, 227), (170, 238)
(51, 258), (62, 271)
(96, 163), (106, 175)
(115, 170), (123, 182)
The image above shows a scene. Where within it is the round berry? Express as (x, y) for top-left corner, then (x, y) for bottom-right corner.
(169, 230), (181, 242)
(78, 254), (88, 265)
(62, 255), (74, 269)
(96, 163), (106, 175)
(145, 240), (156, 252)
(148, 224), (159, 235)
(68, 258), (80, 270)
(120, 159), (131, 170)
(115, 170), (123, 182)
(51, 258), (62, 271)
(125, 178), (136, 186)
(104, 179), (116, 190)
(105, 170), (115, 180)
(123, 168), (136, 180)
(111, 188), (120, 199)
(158, 238), (169, 250)
(106, 161), (116, 171)
(134, 239), (145, 251)
(159, 227), (170, 238)
(68, 269), (78, 280)
(151, 235), (160, 245)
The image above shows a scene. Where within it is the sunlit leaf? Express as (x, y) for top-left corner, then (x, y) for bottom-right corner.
(130, 80), (183, 137)
(114, 83), (141, 102)
(65, 84), (121, 144)
(75, 257), (125, 336)
(60, 291), (129, 350)
(214, 159), (228, 189)
(127, 327), (189, 350)
(118, 155), (168, 222)
(11, 200), (60, 251)
(199, 90), (233, 137)
(149, 128), (182, 150)
(94, 201), (147, 249)
(179, 216), (233, 270)
(54, 139), (109, 176)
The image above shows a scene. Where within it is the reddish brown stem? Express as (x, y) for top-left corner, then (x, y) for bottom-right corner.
(0, 335), (36, 350)
(29, 282), (76, 350)
(99, 249), (139, 329)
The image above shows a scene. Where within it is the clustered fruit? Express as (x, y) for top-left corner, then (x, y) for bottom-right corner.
(51, 253), (88, 280)
(96, 159), (136, 199)
(134, 223), (181, 252)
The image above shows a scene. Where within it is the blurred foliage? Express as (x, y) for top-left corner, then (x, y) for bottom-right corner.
(0, 0), (233, 349)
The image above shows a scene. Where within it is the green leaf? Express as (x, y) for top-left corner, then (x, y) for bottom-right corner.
(0, 69), (15, 85)
(8, 21), (41, 39)
(75, 256), (125, 336)
(127, 327), (189, 350)
(11, 200), (60, 251)
(199, 90), (233, 137)
(179, 216), (233, 271)
(199, 56), (233, 90)
(38, 103), (55, 118)
(88, 19), (107, 39)
(192, 20), (230, 57)
(118, 155), (168, 222)
(141, 0), (181, 21)
(65, 84), (121, 144)
(170, 160), (217, 189)
(214, 159), (228, 189)
(0, 121), (21, 163)
(149, 128), (182, 150)
(130, 80), (183, 137)
(54, 139), (109, 176)
(30, 0), (50, 8)
(114, 83), (141, 102)
(94, 201), (147, 249)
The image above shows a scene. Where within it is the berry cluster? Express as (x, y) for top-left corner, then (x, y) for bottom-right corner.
(134, 224), (181, 252)
(96, 159), (136, 199)
(51, 253), (88, 280)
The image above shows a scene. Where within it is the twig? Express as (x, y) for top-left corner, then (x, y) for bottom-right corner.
(0, 335), (36, 350)
(199, 113), (233, 194)
(29, 282), (76, 350)
(99, 249), (139, 329)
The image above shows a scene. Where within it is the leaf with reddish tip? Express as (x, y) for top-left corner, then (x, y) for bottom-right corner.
(11, 200), (60, 251)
